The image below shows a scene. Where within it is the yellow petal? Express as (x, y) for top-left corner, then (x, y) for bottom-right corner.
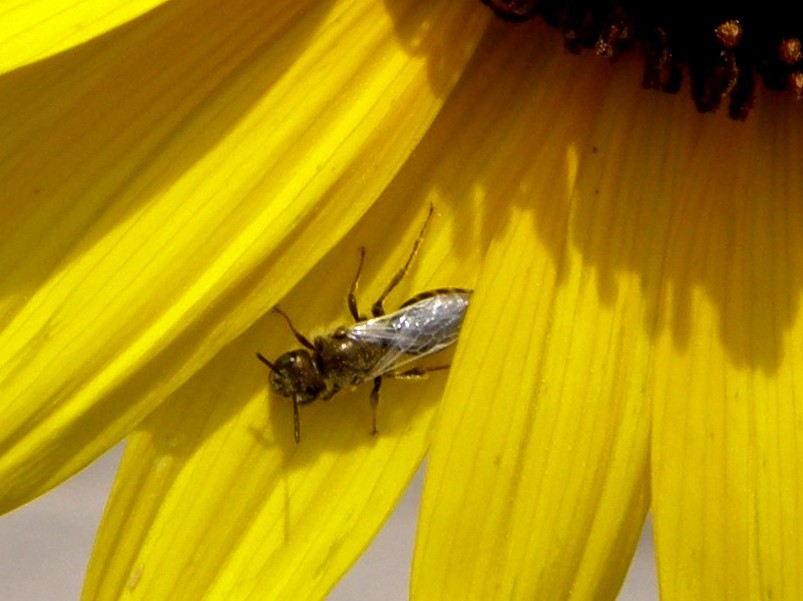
(651, 100), (803, 598)
(0, 0), (166, 72)
(0, 0), (491, 513)
(411, 22), (654, 599)
(82, 201), (476, 601)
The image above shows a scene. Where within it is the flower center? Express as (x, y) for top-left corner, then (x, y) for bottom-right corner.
(482, 1), (803, 119)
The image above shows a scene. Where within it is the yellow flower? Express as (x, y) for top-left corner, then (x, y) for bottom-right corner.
(2, 1), (802, 600)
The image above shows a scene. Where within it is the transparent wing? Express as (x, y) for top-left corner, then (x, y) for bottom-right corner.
(346, 289), (470, 379)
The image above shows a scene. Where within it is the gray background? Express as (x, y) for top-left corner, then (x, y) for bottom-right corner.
(0, 446), (658, 600)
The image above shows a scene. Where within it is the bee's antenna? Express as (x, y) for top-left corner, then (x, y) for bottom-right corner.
(293, 397), (301, 443)
(274, 307), (315, 350)
(256, 352), (278, 373)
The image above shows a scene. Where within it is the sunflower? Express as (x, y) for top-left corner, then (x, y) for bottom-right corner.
(2, 0), (802, 599)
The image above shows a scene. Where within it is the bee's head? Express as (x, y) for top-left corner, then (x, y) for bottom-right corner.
(256, 350), (326, 443)
(264, 349), (325, 403)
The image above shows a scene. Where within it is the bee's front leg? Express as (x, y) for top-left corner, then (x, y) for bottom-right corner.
(321, 383), (340, 401)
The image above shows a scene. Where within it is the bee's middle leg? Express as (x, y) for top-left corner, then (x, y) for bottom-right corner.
(369, 376), (382, 435)
(369, 365), (449, 435)
(370, 366), (449, 433)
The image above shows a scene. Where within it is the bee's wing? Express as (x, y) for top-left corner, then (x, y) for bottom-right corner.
(347, 291), (469, 379)
(344, 317), (422, 379)
(347, 331), (454, 380)
(367, 348), (423, 380)
(366, 339), (457, 379)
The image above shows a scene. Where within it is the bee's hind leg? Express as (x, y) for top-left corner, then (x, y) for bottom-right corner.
(371, 205), (434, 317)
(387, 365), (450, 380)
(348, 246), (368, 322)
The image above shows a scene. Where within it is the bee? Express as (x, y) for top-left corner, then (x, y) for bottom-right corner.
(257, 206), (471, 442)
